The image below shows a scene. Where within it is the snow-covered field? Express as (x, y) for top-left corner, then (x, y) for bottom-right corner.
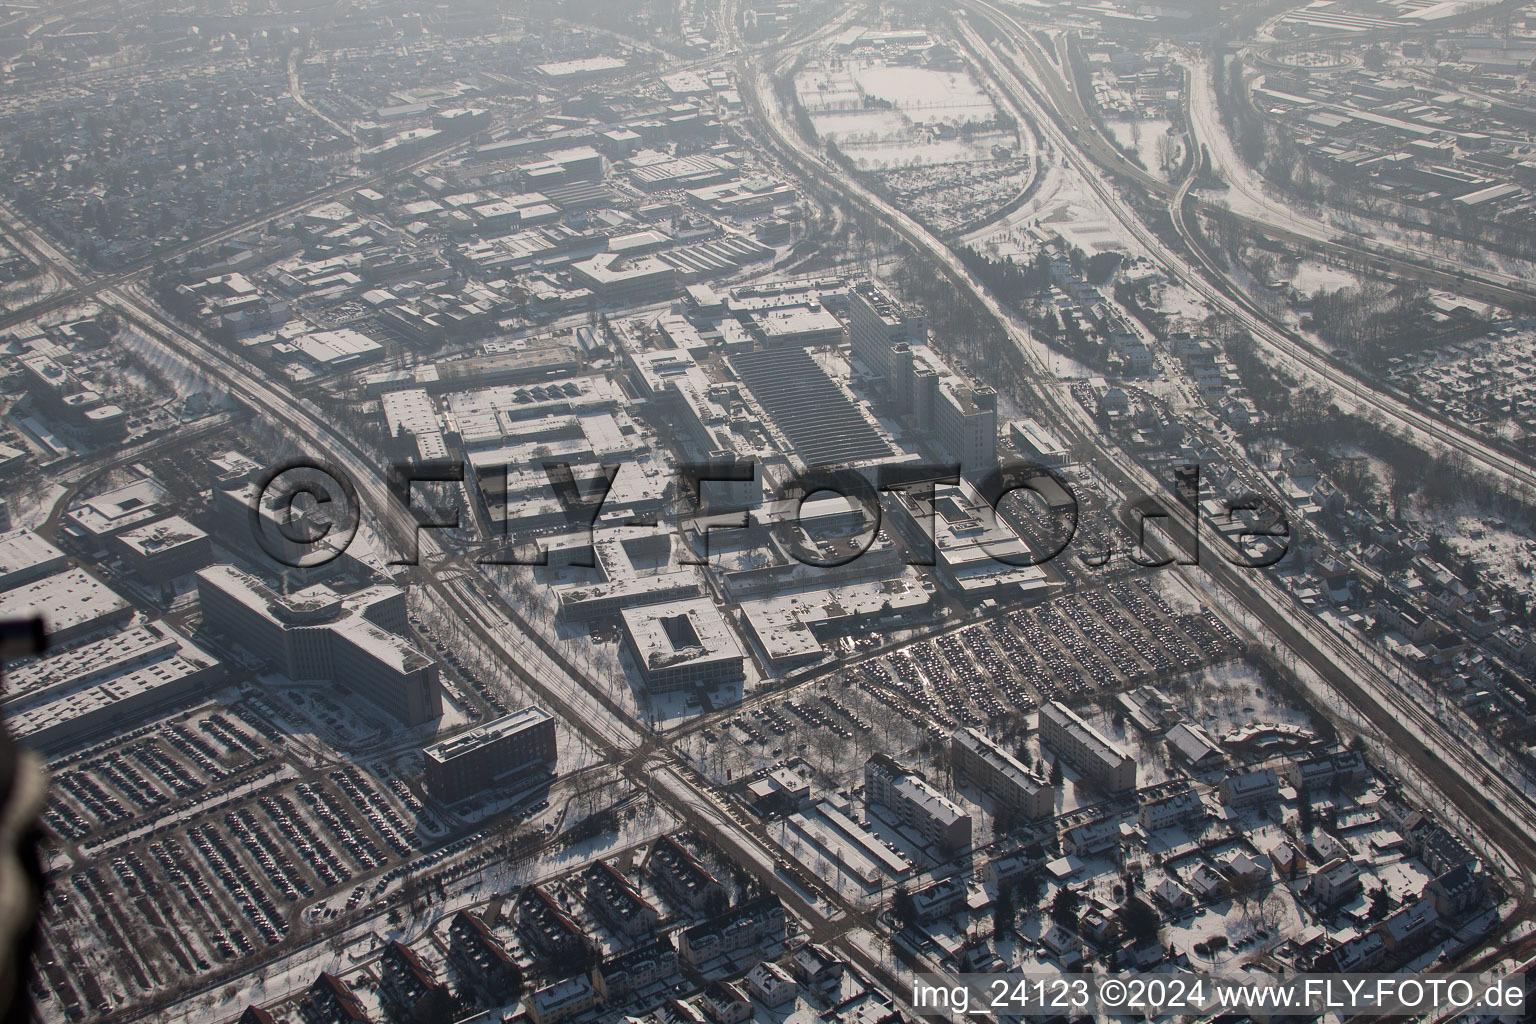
(1104, 118), (1179, 180)
(796, 59), (1009, 170)
(853, 65), (995, 124)
(797, 62), (995, 125)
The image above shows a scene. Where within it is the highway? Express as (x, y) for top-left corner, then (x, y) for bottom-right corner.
(977, 10), (1536, 308)
(942, 1), (1536, 889)
(948, 1), (1536, 521)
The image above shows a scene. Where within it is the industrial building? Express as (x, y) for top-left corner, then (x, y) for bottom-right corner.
(3, 622), (221, 751)
(727, 346), (894, 469)
(0, 528), (67, 591)
(0, 567), (131, 645)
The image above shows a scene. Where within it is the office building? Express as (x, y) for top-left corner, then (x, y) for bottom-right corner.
(887, 344), (997, 470)
(114, 515), (212, 584)
(621, 598), (745, 694)
(195, 565), (441, 726)
(848, 281), (924, 384)
(422, 707), (557, 803)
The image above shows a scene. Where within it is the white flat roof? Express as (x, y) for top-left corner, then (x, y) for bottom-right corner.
(116, 515), (208, 557)
(0, 568), (128, 634)
(294, 328), (382, 366)
(4, 622), (177, 705)
(6, 623), (219, 740)
(622, 597), (743, 668)
(0, 529), (66, 588)
(536, 56), (625, 77)
(423, 706), (553, 764)
(68, 478), (167, 537)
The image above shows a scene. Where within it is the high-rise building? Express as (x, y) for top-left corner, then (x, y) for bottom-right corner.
(849, 280), (998, 471)
(848, 281), (924, 384)
(950, 727), (1054, 820)
(195, 565), (441, 726)
(888, 344), (998, 470)
(1039, 701), (1137, 794)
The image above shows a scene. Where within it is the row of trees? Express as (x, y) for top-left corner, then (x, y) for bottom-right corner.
(1305, 280), (1435, 367)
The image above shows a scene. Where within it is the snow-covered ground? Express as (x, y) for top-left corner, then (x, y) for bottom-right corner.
(796, 56), (1019, 171)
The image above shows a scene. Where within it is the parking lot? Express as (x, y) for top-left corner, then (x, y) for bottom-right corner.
(34, 701), (438, 1019)
(696, 581), (1242, 790)
(871, 580), (1240, 735)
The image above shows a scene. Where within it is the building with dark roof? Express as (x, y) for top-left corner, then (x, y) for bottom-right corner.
(423, 707), (556, 803)
(593, 934), (678, 1003)
(727, 347), (894, 468)
(515, 884), (591, 963)
(643, 834), (726, 913)
(582, 859), (659, 938)
(701, 978), (753, 1021)
(299, 972), (369, 1024)
(1427, 863), (1486, 918)
(677, 893), (786, 965)
(448, 910), (522, 1007)
(378, 940), (452, 1023)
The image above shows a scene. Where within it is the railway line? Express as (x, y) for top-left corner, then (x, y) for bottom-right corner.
(953, 0), (1536, 508)
(734, 2), (1536, 961)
